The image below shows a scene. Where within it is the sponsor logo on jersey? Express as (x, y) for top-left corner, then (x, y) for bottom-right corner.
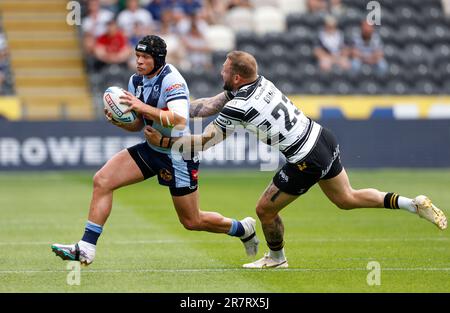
(104, 93), (123, 117)
(159, 168), (173, 182)
(297, 161), (307, 171)
(217, 116), (232, 126)
(152, 84), (160, 99)
(321, 144), (340, 178)
(165, 83), (184, 92)
(279, 170), (289, 182)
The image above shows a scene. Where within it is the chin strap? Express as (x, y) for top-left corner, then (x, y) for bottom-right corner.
(146, 62), (166, 76)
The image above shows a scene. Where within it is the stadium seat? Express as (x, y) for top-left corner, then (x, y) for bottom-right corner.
(400, 25), (424, 46)
(442, 79), (450, 94)
(413, 80), (440, 95)
(343, 0), (366, 13)
(277, 79), (296, 94)
(358, 80), (383, 95)
(288, 26), (316, 46)
(238, 43), (259, 56)
(235, 31), (259, 49)
(204, 25), (235, 52)
(384, 79), (411, 95)
(423, 5), (446, 22)
(432, 43), (450, 64)
(286, 13), (302, 30)
(160, 0), (450, 97)
(438, 62), (450, 81)
(211, 51), (228, 68)
(254, 49), (275, 74)
(427, 24), (450, 46)
(292, 13), (323, 30)
(380, 10), (397, 29)
(269, 43), (286, 60)
(277, 0), (307, 15)
(250, 0), (279, 6)
(262, 32), (285, 48)
(225, 7), (254, 33)
(394, 6), (419, 26)
(303, 81), (324, 94)
(330, 80), (353, 95)
(384, 45), (404, 65)
(292, 43), (314, 63)
(403, 44), (430, 65)
(253, 6), (286, 35)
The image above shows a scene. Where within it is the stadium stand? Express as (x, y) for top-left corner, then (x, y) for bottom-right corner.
(0, 0), (94, 120)
(1, 0), (450, 120)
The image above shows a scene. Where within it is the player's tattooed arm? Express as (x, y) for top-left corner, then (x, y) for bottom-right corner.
(144, 122), (229, 152)
(189, 92), (230, 118)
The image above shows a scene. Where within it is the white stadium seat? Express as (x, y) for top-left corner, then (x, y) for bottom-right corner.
(225, 7), (254, 33)
(277, 0), (307, 15)
(250, 0), (279, 6)
(205, 25), (235, 52)
(253, 6), (286, 35)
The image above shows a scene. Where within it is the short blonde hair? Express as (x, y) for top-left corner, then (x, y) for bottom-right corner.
(226, 51), (258, 80)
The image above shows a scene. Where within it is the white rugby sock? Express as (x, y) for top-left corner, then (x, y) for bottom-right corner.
(398, 196), (417, 213)
(269, 248), (286, 262)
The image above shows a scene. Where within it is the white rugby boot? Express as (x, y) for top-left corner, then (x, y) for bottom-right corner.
(239, 217), (259, 256)
(243, 253), (288, 269)
(51, 241), (96, 266)
(412, 195), (447, 230)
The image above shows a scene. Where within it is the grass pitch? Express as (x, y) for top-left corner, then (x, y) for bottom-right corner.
(0, 169), (449, 292)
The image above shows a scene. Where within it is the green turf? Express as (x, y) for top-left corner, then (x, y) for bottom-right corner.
(0, 169), (449, 292)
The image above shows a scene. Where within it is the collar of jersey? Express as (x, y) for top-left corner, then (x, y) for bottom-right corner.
(237, 75), (262, 91)
(142, 64), (168, 87)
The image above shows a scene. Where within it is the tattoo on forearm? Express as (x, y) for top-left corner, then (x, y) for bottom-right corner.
(189, 93), (228, 118)
(191, 102), (204, 117)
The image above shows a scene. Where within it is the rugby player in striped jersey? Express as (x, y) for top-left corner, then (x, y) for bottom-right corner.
(145, 51), (447, 269)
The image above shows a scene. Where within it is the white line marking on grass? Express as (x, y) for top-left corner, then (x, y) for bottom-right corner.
(1, 268), (449, 274)
(0, 237), (448, 246)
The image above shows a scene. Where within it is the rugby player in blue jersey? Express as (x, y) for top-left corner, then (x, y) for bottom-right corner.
(51, 36), (258, 265)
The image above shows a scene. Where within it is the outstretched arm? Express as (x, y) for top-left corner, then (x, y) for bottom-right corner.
(144, 122), (229, 152)
(190, 92), (231, 118)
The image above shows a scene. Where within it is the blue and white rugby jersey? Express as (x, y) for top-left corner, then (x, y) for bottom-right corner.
(128, 64), (190, 154)
(214, 76), (322, 164)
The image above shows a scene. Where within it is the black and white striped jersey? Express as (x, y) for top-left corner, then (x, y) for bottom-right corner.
(213, 76), (322, 163)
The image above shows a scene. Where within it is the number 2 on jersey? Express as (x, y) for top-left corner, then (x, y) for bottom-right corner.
(271, 95), (300, 132)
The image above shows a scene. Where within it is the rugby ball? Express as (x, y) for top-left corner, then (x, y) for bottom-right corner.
(103, 86), (137, 123)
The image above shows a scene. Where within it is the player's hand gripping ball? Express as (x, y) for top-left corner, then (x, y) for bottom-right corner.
(103, 86), (137, 123)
